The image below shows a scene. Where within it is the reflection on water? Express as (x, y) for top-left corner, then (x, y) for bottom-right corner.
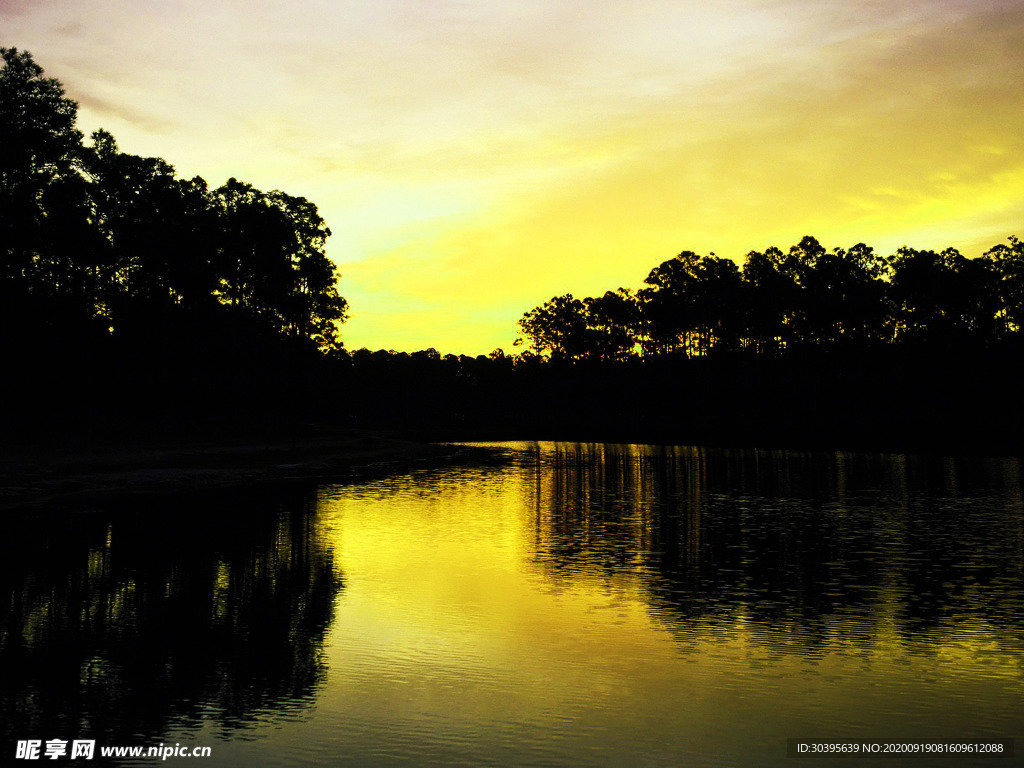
(0, 488), (342, 750)
(2, 444), (1022, 767)
(531, 444), (1024, 645)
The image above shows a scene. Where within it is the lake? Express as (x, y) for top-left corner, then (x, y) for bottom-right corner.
(2, 442), (1022, 766)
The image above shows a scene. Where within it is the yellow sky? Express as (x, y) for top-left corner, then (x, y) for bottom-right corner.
(4, 0), (1023, 354)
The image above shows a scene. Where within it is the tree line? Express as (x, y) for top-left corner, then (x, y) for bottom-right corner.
(518, 235), (1024, 361)
(1, 47), (350, 437)
(1, 47), (347, 355)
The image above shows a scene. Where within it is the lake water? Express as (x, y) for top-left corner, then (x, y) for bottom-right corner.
(2, 442), (1022, 766)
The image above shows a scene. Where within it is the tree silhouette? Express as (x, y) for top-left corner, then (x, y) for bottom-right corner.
(86, 131), (219, 321)
(583, 288), (640, 362)
(1, 48), (350, 437)
(0, 47), (87, 309)
(983, 236), (1024, 337)
(793, 240), (889, 347)
(638, 251), (744, 356)
(518, 289), (640, 362)
(1, 48), (347, 355)
(214, 179), (347, 351)
(518, 293), (589, 361)
(888, 246), (999, 345)
(741, 246), (799, 355)
(520, 234), (1022, 365)
(264, 189), (348, 350)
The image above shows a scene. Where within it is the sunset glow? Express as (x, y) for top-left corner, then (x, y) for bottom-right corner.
(5, 0), (1023, 353)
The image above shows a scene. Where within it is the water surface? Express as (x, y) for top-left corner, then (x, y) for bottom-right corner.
(2, 443), (1022, 766)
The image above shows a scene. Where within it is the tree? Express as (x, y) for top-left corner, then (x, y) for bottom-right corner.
(582, 289), (640, 362)
(266, 190), (348, 351)
(888, 246), (999, 345)
(1, 47), (352, 436)
(518, 294), (589, 361)
(87, 131), (206, 308)
(0, 47), (87, 301)
(639, 250), (702, 356)
(214, 179), (346, 351)
(0, 48), (82, 186)
(796, 242), (889, 347)
(741, 246), (799, 354)
(640, 251), (743, 356)
(983, 236), (1024, 337)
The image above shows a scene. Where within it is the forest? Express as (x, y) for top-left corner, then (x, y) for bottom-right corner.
(3, 47), (1022, 451)
(517, 235), (1024, 361)
(1, 47), (348, 437)
(0, 47), (346, 351)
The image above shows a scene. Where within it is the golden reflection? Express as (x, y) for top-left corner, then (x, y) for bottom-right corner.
(323, 444), (1024, 698)
(301, 446), (1017, 766)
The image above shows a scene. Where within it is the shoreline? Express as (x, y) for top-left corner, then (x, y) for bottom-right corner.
(0, 431), (461, 513)
(4, 429), (1021, 512)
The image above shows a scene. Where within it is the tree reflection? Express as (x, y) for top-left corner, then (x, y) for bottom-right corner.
(528, 444), (1024, 652)
(0, 488), (342, 744)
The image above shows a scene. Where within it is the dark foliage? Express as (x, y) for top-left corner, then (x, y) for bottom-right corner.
(340, 228), (1024, 452)
(335, 343), (1024, 453)
(502, 235), (1024, 452)
(1, 48), (347, 439)
(518, 235), (1024, 361)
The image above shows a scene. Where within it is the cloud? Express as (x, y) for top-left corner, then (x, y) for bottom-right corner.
(73, 91), (180, 135)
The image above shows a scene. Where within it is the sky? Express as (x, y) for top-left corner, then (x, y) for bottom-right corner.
(4, 0), (1023, 354)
